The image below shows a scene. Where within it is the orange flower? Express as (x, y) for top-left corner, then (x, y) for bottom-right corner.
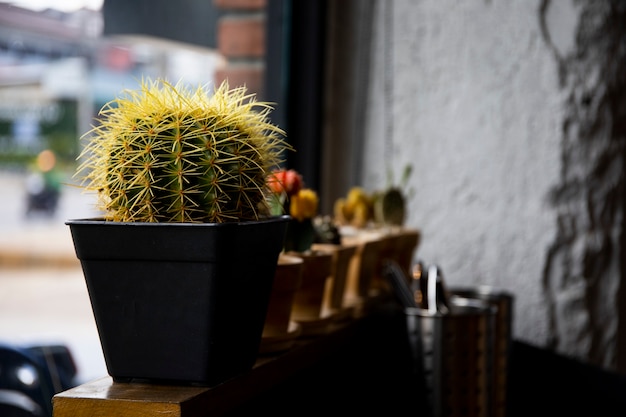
(289, 189), (318, 221)
(267, 169), (303, 196)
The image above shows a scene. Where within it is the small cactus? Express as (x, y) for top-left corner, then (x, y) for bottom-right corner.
(76, 79), (291, 223)
(334, 186), (375, 228)
(375, 188), (406, 226)
(374, 164), (413, 226)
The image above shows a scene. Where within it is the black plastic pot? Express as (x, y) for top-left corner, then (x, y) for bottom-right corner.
(66, 215), (290, 386)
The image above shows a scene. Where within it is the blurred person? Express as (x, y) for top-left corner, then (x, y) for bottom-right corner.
(24, 149), (62, 218)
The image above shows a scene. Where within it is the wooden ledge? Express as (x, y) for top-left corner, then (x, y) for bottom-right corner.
(53, 298), (399, 417)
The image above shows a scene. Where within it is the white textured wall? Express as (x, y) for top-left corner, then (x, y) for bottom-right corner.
(363, 0), (569, 348)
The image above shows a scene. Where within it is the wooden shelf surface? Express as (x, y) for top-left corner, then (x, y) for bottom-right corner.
(52, 298), (403, 417)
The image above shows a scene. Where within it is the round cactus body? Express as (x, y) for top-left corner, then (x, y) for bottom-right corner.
(375, 187), (406, 226)
(76, 79), (290, 223)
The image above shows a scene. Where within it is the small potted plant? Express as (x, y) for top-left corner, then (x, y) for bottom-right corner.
(373, 163), (413, 228)
(334, 176), (420, 308)
(66, 79), (291, 386)
(267, 169), (339, 335)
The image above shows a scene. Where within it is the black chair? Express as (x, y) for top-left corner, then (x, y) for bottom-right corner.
(0, 343), (78, 417)
(0, 389), (46, 417)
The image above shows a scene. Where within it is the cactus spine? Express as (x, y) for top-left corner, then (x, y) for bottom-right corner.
(76, 79), (290, 223)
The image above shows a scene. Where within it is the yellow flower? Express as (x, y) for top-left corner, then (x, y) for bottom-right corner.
(290, 189), (318, 221)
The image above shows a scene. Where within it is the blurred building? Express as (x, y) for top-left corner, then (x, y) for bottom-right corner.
(0, 2), (225, 170)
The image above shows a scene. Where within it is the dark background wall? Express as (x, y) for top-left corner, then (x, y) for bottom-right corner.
(102, 0), (222, 48)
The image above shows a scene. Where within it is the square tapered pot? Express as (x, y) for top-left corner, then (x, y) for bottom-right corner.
(66, 216), (289, 386)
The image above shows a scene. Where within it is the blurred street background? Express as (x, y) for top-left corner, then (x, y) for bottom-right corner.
(0, 171), (107, 384)
(0, 0), (225, 389)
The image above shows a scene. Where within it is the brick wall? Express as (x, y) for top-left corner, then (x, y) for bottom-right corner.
(214, 0), (266, 97)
